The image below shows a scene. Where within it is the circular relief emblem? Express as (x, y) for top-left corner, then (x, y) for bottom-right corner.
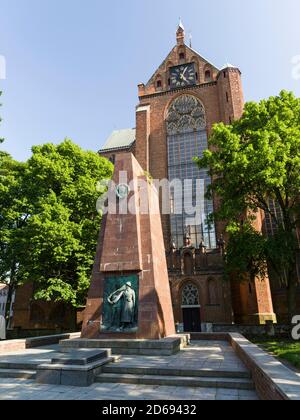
(116, 183), (130, 199)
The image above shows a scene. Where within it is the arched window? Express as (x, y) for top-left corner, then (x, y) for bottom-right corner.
(182, 283), (200, 306)
(179, 52), (185, 60)
(205, 70), (211, 81)
(166, 95), (216, 249)
(156, 80), (162, 89)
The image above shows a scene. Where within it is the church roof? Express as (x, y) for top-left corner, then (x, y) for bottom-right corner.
(99, 128), (136, 152)
(186, 45), (220, 71)
(145, 44), (220, 87)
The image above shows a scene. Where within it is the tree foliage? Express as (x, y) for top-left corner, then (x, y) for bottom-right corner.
(196, 91), (300, 318)
(0, 139), (113, 308)
(224, 222), (268, 282)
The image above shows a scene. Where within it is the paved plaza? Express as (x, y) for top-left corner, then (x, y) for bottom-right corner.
(0, 341), (248, 372)
(0, 340), (259, 400)
(0, 378), (258, 400)
(110, 341), (248, 372)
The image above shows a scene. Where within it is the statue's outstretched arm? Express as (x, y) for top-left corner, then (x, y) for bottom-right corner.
(108, 287), (125, 304)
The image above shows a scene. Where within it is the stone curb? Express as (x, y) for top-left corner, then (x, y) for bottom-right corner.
(0, 332), (81, 354)
(228, 333), (300, 401)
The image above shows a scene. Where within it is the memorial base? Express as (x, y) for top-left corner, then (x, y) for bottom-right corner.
(60, 334), (190, 356)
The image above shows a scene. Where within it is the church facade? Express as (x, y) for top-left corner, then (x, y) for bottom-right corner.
(13, 23), (300, 335)
(99, 22), (277, 331)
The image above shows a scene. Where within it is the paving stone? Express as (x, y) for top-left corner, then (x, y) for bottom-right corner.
(0, 340), (260, 400)
(217, 388), (239, 397)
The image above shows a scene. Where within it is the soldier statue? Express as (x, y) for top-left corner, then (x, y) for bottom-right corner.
(108, 282), (136, 331)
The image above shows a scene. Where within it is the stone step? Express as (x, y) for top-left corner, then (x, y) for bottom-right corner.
(36, 356), (119, 387)
(0, 362), (40, 370)
(60, 335), (189, 356)
(0, 369), (36, 380)
(51, 349), (111, 366)
(95, 373), (255, 390)
(102, 365), (251, 379)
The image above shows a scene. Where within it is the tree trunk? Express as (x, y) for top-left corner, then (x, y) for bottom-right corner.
(5, 283), (14, 330)
(282, 222), (299, 324)
(69, 305), (78, 332)
(5, 260), (17, 332)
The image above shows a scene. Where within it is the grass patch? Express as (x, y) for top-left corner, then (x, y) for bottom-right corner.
(253, 339), (300, 370)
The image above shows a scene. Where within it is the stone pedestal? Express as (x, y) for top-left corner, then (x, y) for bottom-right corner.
(81, 153), (176, 340)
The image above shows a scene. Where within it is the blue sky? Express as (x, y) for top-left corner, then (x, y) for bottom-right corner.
(0, 0), (300, 161)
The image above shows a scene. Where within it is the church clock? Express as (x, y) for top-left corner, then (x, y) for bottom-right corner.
(170, 63), (196, 89)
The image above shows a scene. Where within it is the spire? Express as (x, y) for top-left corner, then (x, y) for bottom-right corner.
(189, 32), (193, 48)
(178, 17), (185, 31)
(176, 18), (185, 45)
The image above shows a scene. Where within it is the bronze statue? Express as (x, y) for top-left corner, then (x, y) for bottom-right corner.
(108, 282), (136, 330)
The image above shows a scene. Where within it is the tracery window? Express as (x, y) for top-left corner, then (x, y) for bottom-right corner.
(182, 283), (199, 306)
(166, 95), (216, 249)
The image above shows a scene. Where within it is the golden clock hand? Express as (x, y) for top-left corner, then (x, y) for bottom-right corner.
(181, 74), (188, 83)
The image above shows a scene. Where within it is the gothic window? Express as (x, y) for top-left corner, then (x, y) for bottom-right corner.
(157, 80), (162, 88)
(182, 283), (200, 306)
(166, 95), (216, 249)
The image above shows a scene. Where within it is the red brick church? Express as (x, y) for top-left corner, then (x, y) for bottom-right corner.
(12, 22), (299, 334)
(98, 21), (277, 332)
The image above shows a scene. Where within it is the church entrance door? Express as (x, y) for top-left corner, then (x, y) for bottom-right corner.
(182, 307), (201, 332)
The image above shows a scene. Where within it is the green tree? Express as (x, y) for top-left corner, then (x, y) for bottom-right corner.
(0, 139), (113, 328)
(0, 91), (26, 327)
(0, 155), (26, 327)
(196, 91), (300, 321)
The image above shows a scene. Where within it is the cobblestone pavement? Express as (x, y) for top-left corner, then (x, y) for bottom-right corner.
(0, 378), (259, 400)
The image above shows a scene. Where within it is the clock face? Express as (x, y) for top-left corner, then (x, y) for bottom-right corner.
(170, 63), (196, 89)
